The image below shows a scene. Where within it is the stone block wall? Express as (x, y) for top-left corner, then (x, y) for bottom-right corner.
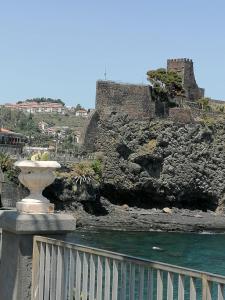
(169, 108), (194, 123)
(209, 98), (225, 105)
(81, 110), (100, 152)
(0, 176), (28, 208)
(96, 81), (154, 119)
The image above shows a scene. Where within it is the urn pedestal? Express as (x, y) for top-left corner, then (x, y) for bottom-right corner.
(14, 160), (61, 214)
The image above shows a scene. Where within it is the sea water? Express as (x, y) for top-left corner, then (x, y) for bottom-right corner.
(67, 230), (225, 276)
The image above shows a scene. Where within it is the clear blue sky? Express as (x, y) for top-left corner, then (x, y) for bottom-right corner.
(0, 0), (225, 108)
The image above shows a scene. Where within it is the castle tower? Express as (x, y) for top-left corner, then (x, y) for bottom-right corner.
(167, 58), (204, 102)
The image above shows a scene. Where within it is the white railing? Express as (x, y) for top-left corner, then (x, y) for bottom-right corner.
(32, 236), (225, 300)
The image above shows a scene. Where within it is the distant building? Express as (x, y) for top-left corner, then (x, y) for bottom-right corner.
(75, 109), (88, 117)
(5, 101), (65, 114)
(23, 146), (49, 155)
(38, 121), (49, 132)
(38, 124), (70, 138)
(47, 126), (70, 138)
(0, 128), (26, 154)
(74, 132), (81, 143)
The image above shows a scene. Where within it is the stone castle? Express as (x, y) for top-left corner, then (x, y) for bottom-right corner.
(82, 58), (207, 150)
(95, 58), (204, 120)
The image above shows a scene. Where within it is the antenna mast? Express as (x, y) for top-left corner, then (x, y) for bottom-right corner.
(104, 66), (107, 80)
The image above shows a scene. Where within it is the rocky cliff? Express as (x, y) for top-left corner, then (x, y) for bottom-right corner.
(43, 114), (225, 214)
(92, 114), (225, 212)
(3, 114), (225, 231)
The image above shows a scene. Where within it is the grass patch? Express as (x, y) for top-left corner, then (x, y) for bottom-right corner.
(141, 139), (157, 153)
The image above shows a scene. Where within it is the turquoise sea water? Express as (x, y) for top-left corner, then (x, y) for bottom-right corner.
(67, 230), (225, 276)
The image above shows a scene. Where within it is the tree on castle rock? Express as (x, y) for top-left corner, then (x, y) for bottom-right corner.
(146, 68), (185, 103)
(197, 97), (211, 111)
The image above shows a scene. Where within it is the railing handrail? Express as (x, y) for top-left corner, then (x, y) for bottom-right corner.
(34, 235), (225, 284)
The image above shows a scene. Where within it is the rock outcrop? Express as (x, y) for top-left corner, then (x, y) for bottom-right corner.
(92, 114), (225, 212)
(3, 114), (225, 230)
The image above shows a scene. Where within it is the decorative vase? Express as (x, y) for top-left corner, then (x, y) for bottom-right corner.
(14, 160), (61, 213)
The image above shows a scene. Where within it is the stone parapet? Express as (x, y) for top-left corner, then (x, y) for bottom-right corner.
(0, 210), (75, 234)
(0, 210), (76, 300)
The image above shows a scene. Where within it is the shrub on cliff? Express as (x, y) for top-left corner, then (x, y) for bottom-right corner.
(0, 152), (13, 172)
(197, 98), (211, 111)
(135, 139), (157, 156)
(91, 159), (102, 180)
(58, 159), (103, 185)
(200, 115), (216, 128)
(0, 152), (20, 183)
(143, 139), (157, 153)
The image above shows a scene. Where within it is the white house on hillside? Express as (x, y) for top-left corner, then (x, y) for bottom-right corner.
(75, 109), (88, 117)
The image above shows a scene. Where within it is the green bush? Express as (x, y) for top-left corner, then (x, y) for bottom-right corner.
(58, 159), (103, 184)
(200, 115), (215, 127)
(0, 152), (13, 172)
(91, 159), (102, 178)
(139, 139), (157, 154)
(0, 152), (19, 182)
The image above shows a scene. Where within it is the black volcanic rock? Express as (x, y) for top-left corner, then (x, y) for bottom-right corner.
(4, 114), (225, 229)
(92, 115), (225, 212)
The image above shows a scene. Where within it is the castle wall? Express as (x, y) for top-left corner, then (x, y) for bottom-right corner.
(209, 99), (225, 105)
(84, 62), (206, 152)
(167, 58), (204, 102)
(169, 108), (194, 123)
(83, 81), (169, 152)
(96, 81), (154, 119)
(80, 110), (99, 153)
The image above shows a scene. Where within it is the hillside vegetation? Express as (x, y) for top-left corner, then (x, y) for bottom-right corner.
(17, 97), (65, 106)
(32, 112), (85, 129)
(0, 107), (87, 150)
(0, 107), (86, 132)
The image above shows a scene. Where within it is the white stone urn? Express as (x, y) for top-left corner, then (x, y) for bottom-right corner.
(14, 160), (61, 213)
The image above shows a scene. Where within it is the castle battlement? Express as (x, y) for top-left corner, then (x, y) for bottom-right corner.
(97, 80), (149, 88)
(167, 58), (193, 63)
(95, 58), (204, 119)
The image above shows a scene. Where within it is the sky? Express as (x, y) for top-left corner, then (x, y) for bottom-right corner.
(0, 0), (225, 108)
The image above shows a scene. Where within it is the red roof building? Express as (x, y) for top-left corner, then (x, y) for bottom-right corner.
(4, 101), (65, 114)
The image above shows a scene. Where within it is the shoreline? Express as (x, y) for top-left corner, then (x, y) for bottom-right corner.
(71, 206), (225, 233)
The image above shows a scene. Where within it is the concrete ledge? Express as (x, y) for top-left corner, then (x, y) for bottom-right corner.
(16, 201), (54, 214)
(0, 210), (76, 234)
